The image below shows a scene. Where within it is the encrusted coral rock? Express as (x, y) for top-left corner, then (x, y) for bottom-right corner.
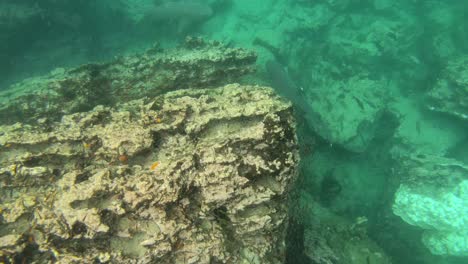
(0, 38), (256, 125)
(0, 84), (298, 263)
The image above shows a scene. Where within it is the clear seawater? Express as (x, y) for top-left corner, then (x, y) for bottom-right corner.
(1, 1), (467, 263)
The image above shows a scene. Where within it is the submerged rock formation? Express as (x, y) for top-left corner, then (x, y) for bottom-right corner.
(426, 56), (468, 120)
(392, 153), (468, 257)
(0, 38), (256, 125)
(265, 59), (388, 153)
(0, 84), (298, 263)
(391, 55), (468, 257)
(303, 77), (389, 152)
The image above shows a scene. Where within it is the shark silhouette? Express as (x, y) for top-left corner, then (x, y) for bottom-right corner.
(144, 1), (213, 32)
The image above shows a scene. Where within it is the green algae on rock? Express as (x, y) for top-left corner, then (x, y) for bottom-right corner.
(0, 84), (298, 264)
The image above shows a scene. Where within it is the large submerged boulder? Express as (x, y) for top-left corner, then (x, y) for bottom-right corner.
(0, 84), (299, 263)
(392, 154), (468, 257)
(305, 76), (389, 152)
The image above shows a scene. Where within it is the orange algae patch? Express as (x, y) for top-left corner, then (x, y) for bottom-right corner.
(150, 161), (160, 170)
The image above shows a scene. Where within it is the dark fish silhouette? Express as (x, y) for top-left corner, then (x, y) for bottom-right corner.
(265, 60), (312, 115)
(143, 1), (213, 32)
(147, 1), (212, 22)
(353, 95), (365, 110)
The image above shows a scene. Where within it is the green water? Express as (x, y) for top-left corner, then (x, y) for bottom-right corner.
(1, 1), (467, 263)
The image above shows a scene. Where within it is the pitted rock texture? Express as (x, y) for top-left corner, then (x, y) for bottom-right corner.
(0, 37), (256, 125)
(0, 84), (298, 264)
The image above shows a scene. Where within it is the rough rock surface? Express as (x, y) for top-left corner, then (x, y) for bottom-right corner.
(0, 84), (298, 263)
(392, 154), (468, 257)
(426, 56), (468, 120)
(0, 37), (256, 125)
(289, 193), (392, 264)
(305, 76), (388, 152)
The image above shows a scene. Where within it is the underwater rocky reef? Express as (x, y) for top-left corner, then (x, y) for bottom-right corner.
(0, 42), (297, 262)
(0, 38), (256, 126)
(1, 0), (468, 264)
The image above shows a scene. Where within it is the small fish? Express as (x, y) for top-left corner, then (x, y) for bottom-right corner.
(364, 98), (376, 108)
(150, 161), (160, 170)
(416, 121), (421, 135)
(353, 96), (365, 110)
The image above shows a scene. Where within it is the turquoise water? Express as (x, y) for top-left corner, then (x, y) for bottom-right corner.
(1, 1), (467, 263)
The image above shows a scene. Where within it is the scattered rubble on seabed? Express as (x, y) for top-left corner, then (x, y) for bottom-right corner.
(0, 83), (299, 263)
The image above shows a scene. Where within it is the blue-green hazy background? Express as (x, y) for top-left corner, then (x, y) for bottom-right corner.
(1, 1), (467, 263)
